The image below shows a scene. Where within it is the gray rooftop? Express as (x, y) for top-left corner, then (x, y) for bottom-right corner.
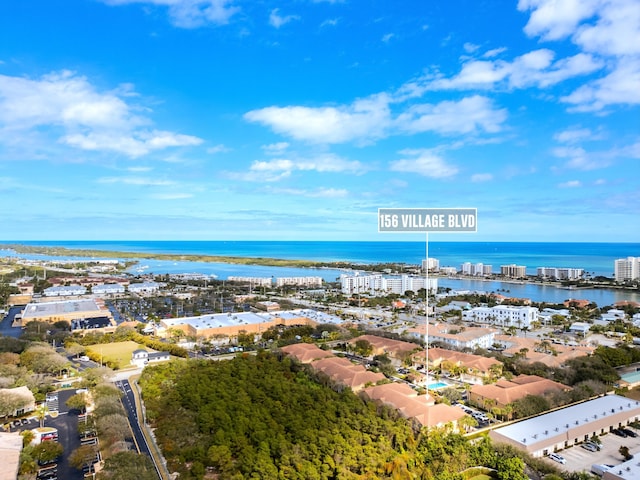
(22, 299), (102, 319)
(493, 395), (640, 445)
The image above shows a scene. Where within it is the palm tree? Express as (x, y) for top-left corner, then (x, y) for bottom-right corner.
(35, 404), (49, 428)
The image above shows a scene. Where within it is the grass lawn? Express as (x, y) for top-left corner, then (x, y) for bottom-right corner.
(86, 341), (151, 369)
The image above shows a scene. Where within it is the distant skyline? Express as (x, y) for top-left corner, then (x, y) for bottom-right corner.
(0, 0), (638, 242)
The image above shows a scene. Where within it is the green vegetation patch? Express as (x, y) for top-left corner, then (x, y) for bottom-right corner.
(85, 341), (148, 369)
(139, 352), (532, 480)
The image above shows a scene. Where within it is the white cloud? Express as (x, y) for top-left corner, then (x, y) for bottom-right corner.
(519, 0), (640, 112)
(389, 149), (458, 178)
(382, 33), (394, 43)
(269, 8), (300, 28)
(552, 145), (606, 170)
(558, 180), (582, 188)
(561, 57), (640, 111)
(97, 176), (175, 186)
(519, 0), (640, 57)
(101, 0), (239, 28)
(554, 127), (593, 143)
(483, 47), (507, 58)
(471, 173), (493, 182)
(207, 144), (231, 154)
(427, 49), (602, 90)
(270, 186), (348, 198)
(244, 94), (390, 144)
(464, 43), (480, 53)
(518, 0), (600, 41)
(62, 130), (202, 157)
(0, 70), (203, 158)
(250, 154), (366, 175)
(261, 142), (289, 154)
(320, 18), (339, 28)
(395, 95), (507, 135)
(245, 93), (506, 143)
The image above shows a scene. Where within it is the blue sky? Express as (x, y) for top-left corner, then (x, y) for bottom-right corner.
(0, 0), (638, 242)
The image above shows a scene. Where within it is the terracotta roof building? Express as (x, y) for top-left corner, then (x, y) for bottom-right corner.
(348, 334), (420, 359)
(361, 382), (467, 430)
(470, 374), (569, 410)
(311, 356), (386, 392)
(280, 343), (334, 363)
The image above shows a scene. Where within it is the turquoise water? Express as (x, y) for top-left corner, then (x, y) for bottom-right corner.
(2, 241), (639, 306)
(2, 240), (638, 276)
(427, 382), (448, 390)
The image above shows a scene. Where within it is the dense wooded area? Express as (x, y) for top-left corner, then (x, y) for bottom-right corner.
(139, 353), (553, 480)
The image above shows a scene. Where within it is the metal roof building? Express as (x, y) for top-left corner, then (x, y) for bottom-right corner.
(489, 394), (640, 457)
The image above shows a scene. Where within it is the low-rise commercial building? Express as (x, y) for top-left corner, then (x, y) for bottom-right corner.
(20, 298), (113, 326)
(159, 308), (341, 339)
(489, 395), (640, 457)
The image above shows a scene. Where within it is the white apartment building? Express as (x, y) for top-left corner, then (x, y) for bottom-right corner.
(43, 285), (87, 297)
(536, 267), (584, 280)
(461, 262), (492, 276)
(92, 284), (126, 295)
(275, 277), (323, 288)
(227, 276), (273, 287)
(340, 273), (437, 296)
(439, 266), (458, 275)
(462, 305), (539, 328)
(422, 258), (440, 271)
(128, 281), (162, 294)
(427, 326), (497, 350)
(500, 264), (527, 278)
(614, 257), (640, 282)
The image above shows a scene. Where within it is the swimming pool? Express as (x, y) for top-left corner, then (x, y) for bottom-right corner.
(427, 382), (448, 390)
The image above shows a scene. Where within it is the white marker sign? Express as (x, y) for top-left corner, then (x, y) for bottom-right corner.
(378, 208), (477, 233)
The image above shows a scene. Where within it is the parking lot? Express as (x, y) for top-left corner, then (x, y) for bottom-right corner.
(545, 429), (640, 475)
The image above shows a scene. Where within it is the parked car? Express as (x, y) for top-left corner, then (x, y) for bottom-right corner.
(622, 428), (638, 437)
(585, 441), (601, 451)
(612, 428), (628, 437)
(548, 453), (566, 464)
(582, 442), (598, 452)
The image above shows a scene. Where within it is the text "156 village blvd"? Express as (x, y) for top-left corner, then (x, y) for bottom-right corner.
(378, 208), (477, 233)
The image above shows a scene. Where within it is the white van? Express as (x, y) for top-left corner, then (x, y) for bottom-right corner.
(591, 464), (611, 476)
(548, 453), (566, 464)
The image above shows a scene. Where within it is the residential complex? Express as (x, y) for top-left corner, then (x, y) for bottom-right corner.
(462, 305), (539, 328)
(422, 258), (440, 271)
(536, 267), (584, 280)
(500, 264), (527, 278)
(461, 262), (493, 276)
(275, 276), (323, 287)
(340, 273), (437, 296)
(614, 257), (640, 282)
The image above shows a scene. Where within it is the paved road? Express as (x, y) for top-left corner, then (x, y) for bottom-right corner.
(0, 305), (24, 338)
(115, 379), (158, 472)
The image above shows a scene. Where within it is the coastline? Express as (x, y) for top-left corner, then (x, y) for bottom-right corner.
(3, 243), (638, 297)
(0, 243), (359, 270)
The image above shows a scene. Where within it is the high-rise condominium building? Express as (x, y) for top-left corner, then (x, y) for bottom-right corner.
(614, 257), (640, 282)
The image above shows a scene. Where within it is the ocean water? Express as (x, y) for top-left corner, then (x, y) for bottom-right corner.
(2, 241), (639, 306)
(4, 241), (638, 276)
